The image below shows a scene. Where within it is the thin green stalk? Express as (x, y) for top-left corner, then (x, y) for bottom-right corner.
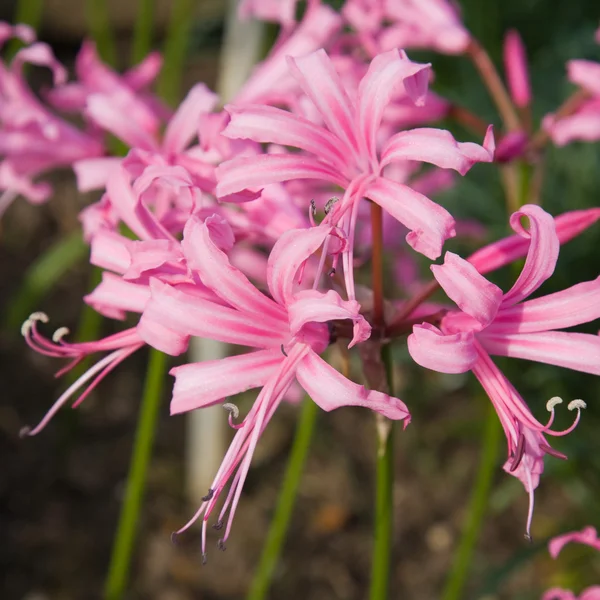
(86, 0), (118, 67)
(441, 404), (501, 600)
(4, 231), (88, 331)
(157, 0), (196, 106)
(104, 349), (169, 600)
(131, 0), (156, 64)
(369, 343), (395, 600)
(247, 398), (318, 600)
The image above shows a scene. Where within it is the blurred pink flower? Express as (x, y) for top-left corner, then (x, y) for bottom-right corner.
(503, 30), (531, 108)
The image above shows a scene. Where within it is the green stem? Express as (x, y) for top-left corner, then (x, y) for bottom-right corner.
(4, 230), (88, 331)
(369, 343), (395, 600)
(131, 0), (156, 64)
(86, 0), (118, 67)
(247, 398), (318, 600)
(104, 349), (168, 600)
(441, 404), (501, 600)
(157, 0), (196, 106)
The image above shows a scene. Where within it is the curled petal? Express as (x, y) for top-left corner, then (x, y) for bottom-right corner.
(549, 526), (600, 559)
(408, 323), (476, 374)
(567, 59), (600, 96)
(170, 349), (282, 415)
(296, 351), (411, 422)
(381, 126), (495, 175)
(13, 42), (67, 85)
(287, 289), (370, 348)
(84, 272), (150, 320)
(502, 205), (559, 307)
(267, 225), (334, 306)
(366, 177), (455, 260)
(432, 252), (503, 327)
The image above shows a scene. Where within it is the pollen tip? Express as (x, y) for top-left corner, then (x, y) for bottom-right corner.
(170, 532), (179, 545)
(29, 311), (49, 323)
(568, 399), (586, 411)
(223, 402), (239, 420)
(202, 553), (208, 566)
(202, 488), (215, 502)
(212, 520), (224, 531)
(52, 327), (70, 342)
(217, 539), (226, 552)
(20, 320), (32, 337)
(524, 532), (533, 543)
(546, 396), (563, 412)
(19, 425), (32, 439)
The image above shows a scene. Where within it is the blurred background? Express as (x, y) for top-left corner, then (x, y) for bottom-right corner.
(1, 0), (599, 598)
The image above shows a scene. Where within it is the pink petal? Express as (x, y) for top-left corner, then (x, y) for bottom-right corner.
(480, 331), (600, 375)
(216, 154), (347, 198)
(503, 30), (531, 107)
(357, 49), (431, 162)
(287, 49), (360, 156)
(468, 207), (600, 275)
(365, 176), (455, 259)
(544, 106), (600, 146)
(13, 42), (67, 85)
(163, 83), (218, 154)
(123, 51), (163, 89)
(267, 225), (333, 306)
(89, 230), (132, 274)
(408, 323), (477, 373)
(487, 277), (600, 334)
(182, 216), (286, 321)
(568, 59), (600, 96)
(549, 526), (600, 559)
(170, 349), (283, 414)
(381, 126), (495, 175)
(73, 157), (121, 192)
(296, 350), (411, 421)
(501, 205), (559, 307)
(287, 289), (370, 348)
(222, 104), (348, 173)
(84, 272), (150, 319)
(432, 252), (503, 327)
(138, 279), (287, 352)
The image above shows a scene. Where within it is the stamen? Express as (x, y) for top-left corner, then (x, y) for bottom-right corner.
(212, 520), (224, 531)
(524, 532), (532, 543)
(223, 403), (239, 420)
(280, 343), (288, 357)
(309, 199), (316, 227)
(202, 488), (215, 502)
(509, 433), (526, 472)
(170, 532), (179, 545)
(52, 327), (70, 343)
(21, 312), (49, 337)
(217, 539), (226, 552)
(324, 196), (339, 215)
(328, 268), (336, 277)
(539, 443), (567, 460)
(546, 396), (563, 412)
(202, 553), (208, 566)
(568, 399), (586, 411)
(19, 426), (32, 439)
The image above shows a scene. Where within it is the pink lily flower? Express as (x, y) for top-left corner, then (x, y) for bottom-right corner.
(0, 23), (104, 216)
(542, 527), (600, 600)
(217, 48), (494, 299)
(408, 205), (597, 537)
(543, 30), (600, 145)
(136, 215), (410, 556)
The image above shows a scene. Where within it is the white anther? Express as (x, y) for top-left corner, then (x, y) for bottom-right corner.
(223, 403), (239, 419)
(546, 396), (563, 412)
(20, 320), (32, 337)
(568, 399), (587, 411)
(29, 311), (49, 323)
(52, 327), (70, 343)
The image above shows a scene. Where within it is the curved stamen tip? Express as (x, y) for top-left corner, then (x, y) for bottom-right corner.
(21, 312), (49, 336)
(170, 532), (179, 545)
(202, 488), (215, 502)
(546, 396), (563, 412)
(52, 327), (70, 343)
(217, 539), (226, 552)
(524, 532), (533, 543)
(19, 425), (32, 439)
(568, 399), (586, 411)
(223, 402), (239, 420)
(202, 553), (208, 566)
(212, 520), (224, 531)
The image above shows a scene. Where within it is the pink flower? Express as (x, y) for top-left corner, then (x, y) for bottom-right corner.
(0, 23), (104, 216)
(542, 527), (600, 600)
(137, 216), (410, 556)
(217, 48), (494, 299)
(543, 30), (600, 145)
(408, 205), (597, 537)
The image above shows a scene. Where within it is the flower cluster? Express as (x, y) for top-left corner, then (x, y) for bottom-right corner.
(5, 0), (600, 560)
